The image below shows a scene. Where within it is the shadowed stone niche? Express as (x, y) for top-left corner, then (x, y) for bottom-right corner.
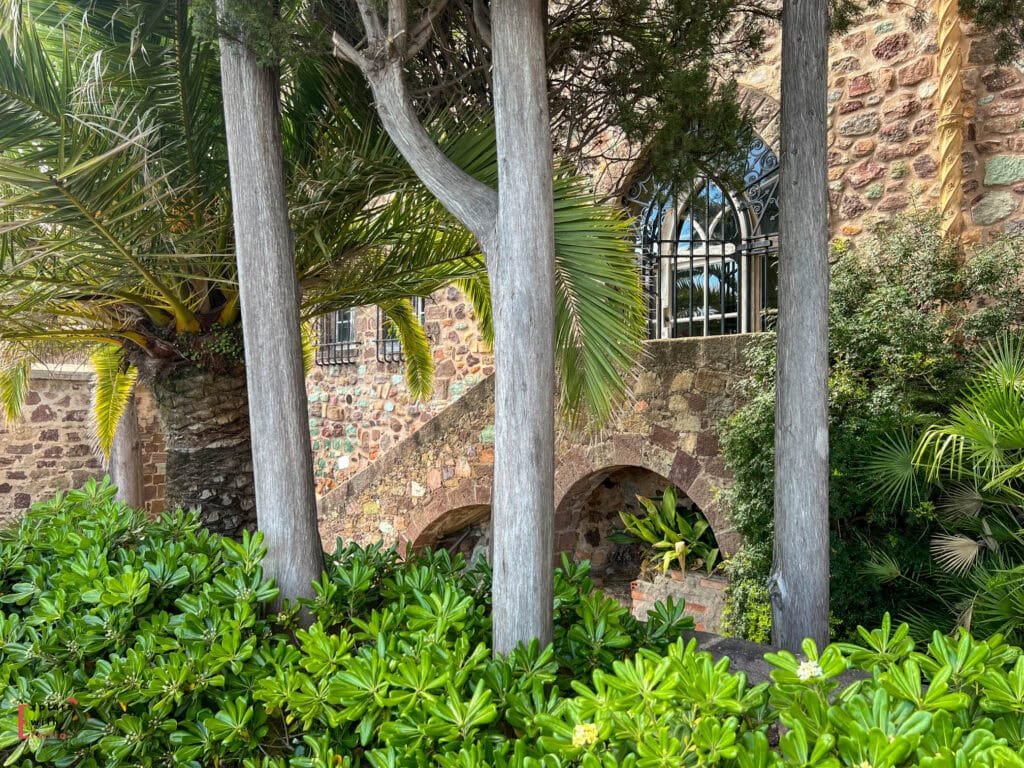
(554, 466), (712, 605)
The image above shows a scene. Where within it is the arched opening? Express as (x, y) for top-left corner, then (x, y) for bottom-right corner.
(625, 134), (780, 339)
(412, 504), (490, 564)
(554, 465), (715, 604)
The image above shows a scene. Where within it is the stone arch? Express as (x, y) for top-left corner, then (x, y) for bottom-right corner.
(403, 474), (492, 552)
(410, 503), (490, 551)
(554, 434), (738, 557)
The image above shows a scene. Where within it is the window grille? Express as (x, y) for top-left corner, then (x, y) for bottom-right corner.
(375, 297), (430, 363)
(376, 307), (404, 363)
(315, 308), (359, 365)
(625, 136), (780, 339)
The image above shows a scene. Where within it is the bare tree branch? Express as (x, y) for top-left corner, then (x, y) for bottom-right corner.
(408, 0), (451, 58)
(472, 0), (491, 48)
(331, 30), (367, 68)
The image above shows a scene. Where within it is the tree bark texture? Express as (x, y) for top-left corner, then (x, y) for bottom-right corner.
(489, 0), (557, 653)
(109, 390), (144, 509)
(217, 27), (325, 602)
(770, 0), (831, 650)
(149, 366), (255, 535)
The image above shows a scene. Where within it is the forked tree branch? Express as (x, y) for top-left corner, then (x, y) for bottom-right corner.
(331, 0), (497, 252)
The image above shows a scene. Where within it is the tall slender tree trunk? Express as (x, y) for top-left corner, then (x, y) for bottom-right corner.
(149, 365), (255, 535)
(770, 0), (831, 650)
(110, 391), (143, 509)
(217, 17), (325, 603)
(489, 0), (557, 653)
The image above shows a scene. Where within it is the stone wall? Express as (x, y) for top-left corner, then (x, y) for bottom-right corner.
(0, 369), (166, 522)
(631, 572), (729, 634)
(317, 335), (751, 556)
(0, 369), (101, 523)
(736, 4), (1024, 239)
(307, 286), (493, 496)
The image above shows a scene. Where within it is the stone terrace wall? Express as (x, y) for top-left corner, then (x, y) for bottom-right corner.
(0, 369), (100, 522)
(307, 286), (494, 497)
(0, 369), (166, 522)
(317, 335), (751, 555)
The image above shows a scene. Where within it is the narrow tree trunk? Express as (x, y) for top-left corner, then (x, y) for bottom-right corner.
(489, 0), (557, 652)
(770, 0), (831, 650)
(110, 391), (143, 509)
(217, 19), (325, 603)
(150, 366), (255, 535)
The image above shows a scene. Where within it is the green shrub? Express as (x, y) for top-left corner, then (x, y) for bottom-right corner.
(719, 213), (1024, 642)
(610, 486), (721, 575)
(4, 482), (1024, 767)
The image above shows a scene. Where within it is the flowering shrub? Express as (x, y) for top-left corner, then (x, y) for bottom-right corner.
(2, 481), (1024, 766)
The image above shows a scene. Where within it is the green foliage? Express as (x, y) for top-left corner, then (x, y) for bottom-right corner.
(719, 213), (1024, 643)
(89, 346), (139, 457)
(867, 334), (1024, 643)
(611, 486), (721, 575)
(5, 486), (1024, 766)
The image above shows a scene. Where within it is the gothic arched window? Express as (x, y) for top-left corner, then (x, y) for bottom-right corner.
(626, 136), (779, 339)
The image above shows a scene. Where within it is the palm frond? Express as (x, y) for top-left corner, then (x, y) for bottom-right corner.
(379, 299), (433, 401)
(861, 551), (904, 584)
(930, 533), (984, 576)
(861, 430), (921, 510)
(0, 356), (30, 422)
(89, 344), (137, 456)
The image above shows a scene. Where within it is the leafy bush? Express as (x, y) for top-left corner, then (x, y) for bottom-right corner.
(5, 482), (1024, 767)
(611, 486), (721, 575)
(867, 334), (1024, 643)
(719, 213), (1024, 642)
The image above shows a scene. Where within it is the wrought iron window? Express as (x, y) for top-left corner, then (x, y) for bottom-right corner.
(315, 308), (359, 366)
(375, 298), (431, 363)
(626, 136), (780, 339)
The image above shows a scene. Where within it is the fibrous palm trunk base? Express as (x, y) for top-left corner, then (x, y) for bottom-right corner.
(150, 365), (255, 536)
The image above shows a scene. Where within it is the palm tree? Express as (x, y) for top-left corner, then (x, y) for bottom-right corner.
(868, 335), (1024, 642)
(0, 1), (646, 534)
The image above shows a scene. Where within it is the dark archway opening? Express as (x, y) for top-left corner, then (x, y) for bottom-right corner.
(554, 466), (702, 604)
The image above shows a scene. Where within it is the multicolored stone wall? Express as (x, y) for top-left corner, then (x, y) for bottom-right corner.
(0, 370), (101, 522)
(306, 286), (493, 496)
(317, 335), (751, 556)
(737, 3), (1024, 238)
(0, 371), (167, 521)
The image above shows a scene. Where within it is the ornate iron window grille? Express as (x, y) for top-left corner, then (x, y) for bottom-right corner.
(375, 298), (430, 364)
(626, 137), (780, 339)
(375, 306), (404, 363)
(314, 309), (360, 366)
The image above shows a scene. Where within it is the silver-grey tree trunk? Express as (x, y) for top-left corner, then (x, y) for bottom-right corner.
(489, 0), (557, 653)
(110, 391), (143, 508)
(333, 0), (558, 650)
(217, 21), (325, 604)
(770, 0), (831, 650)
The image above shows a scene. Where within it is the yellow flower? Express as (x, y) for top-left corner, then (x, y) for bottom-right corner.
(572, 723), (599, 747)
(857, 761), (872, 768)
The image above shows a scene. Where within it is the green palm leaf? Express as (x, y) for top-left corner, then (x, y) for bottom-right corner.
(90, 344), (137, 456)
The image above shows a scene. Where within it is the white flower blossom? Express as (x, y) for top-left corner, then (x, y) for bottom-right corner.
(796, 660), (823, 681)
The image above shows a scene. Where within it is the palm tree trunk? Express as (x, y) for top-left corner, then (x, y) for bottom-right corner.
(149, 365), (256, 536)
